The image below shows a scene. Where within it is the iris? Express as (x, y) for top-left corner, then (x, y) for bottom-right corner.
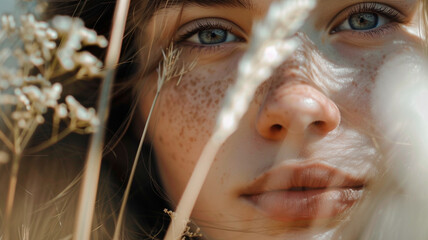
(349, 13), (378, 30)
(198, 29), (228, 44)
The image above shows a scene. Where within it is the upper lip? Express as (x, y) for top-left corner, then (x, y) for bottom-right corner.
(241, 162), (367, 195)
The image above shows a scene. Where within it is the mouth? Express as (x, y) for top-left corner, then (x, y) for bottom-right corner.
(240, 163), (366, 222)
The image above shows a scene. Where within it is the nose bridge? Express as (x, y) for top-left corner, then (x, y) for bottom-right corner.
(271, 33), (317, 87)
(255, 33), (340, 141)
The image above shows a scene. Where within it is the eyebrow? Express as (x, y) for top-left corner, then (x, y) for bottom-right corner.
(164, 0), (253, 9)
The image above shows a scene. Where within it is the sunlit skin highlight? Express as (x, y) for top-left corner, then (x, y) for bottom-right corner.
(137, 0), (423, 239)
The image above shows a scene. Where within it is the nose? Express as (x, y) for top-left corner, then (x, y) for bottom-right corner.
(256, 82), (340, 141)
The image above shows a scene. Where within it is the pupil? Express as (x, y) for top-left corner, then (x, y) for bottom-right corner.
(349, 13), (378, 30)
(199, 29), (227, 44)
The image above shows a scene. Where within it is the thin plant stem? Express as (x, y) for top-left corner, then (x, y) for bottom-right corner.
(112, 90), (160, 240)
(43, 57), (59, 81)
(0, 108), (13, 131)
(17, 119), (38, 151)
(52, 114), (60, 142)
(72, 0), (131, 239)
(25, 127), (73, 155)
(0, 129), (13, 150)
(3, 145), (22, 240)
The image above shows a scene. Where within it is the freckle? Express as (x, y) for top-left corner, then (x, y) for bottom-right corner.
(180, 83), (188, 91)
(215, 99), (219, 104)
(365, 87), (370, 93)
(159, 136), (164, 143)
(189, 137), (196, 142)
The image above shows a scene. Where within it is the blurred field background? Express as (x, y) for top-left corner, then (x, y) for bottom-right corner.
(0, 0), (14, 15)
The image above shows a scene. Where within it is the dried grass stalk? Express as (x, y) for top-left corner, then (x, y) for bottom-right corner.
(112, 44), (196, 240)
(72, 0), (131, 239)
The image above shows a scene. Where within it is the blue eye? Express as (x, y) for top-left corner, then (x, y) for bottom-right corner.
(176, 18), (245, 46)
(187, 28), (239, 45)
(336, 12), (390, 32)
(349, 13), (379, 30)
(330, 3), (405, 35)
(199, 29), (227, 44)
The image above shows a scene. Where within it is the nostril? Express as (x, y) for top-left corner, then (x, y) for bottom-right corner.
(270, 124), (283, 133)
(310, 120), (328, 134)
(312, 120), (325, 127)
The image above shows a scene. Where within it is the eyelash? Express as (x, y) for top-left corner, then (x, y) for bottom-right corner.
(331, 2), (406, 37)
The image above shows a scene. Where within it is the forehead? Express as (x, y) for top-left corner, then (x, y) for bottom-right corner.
(155, 0), (420, 21)
(160, 0), (419, 8)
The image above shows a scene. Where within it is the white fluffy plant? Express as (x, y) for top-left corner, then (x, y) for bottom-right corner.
(350, 51), (428, 240)
(0, 12), (106, 240)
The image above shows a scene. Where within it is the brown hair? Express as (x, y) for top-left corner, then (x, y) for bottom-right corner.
(0, 1), (185, 239)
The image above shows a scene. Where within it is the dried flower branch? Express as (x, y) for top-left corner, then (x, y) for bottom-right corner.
(112, 43), (196, 240)
(0, 13), (106, 240)
(164, 0), (316, 239)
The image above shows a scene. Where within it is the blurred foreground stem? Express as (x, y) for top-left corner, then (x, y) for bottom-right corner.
(72, 0), (131, 239)
(4, 150), (21, 240)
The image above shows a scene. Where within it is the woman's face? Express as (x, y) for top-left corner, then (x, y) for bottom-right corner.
(138, 0), (422, 239)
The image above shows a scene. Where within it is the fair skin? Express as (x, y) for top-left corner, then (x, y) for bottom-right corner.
(138, 0), (422, 239)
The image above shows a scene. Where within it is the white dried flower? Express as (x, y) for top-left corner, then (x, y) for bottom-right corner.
(1, 14), (16, 34)
(24, 74), (49, 86)
(42, 83), (62, 107)
(73, 51), (103, 78)
(52, 16), (107, 73)
(15, 14), (58, 66)
(55, 103), (68, 119)
(14, 88), (31, 110)
(66, 95), (99, 130)
(0, 12), (105, 233)
(12, 111), (32, 129)
(22, 85), (42, 101)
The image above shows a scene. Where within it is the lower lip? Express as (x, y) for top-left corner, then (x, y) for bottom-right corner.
(243, 188), (363, 222)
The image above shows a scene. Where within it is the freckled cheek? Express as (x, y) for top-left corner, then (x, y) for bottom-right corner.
(332, 53), (388, 128)
(147, 67), (236, 197)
